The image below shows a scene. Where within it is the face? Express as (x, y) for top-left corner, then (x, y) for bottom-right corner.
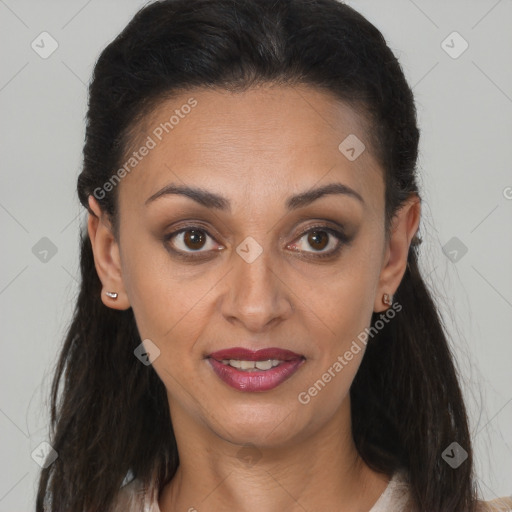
(88, 83), (419, 449)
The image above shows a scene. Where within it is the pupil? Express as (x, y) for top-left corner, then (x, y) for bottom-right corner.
(308, 230), (328, 250)
(184, 230), (205, 250)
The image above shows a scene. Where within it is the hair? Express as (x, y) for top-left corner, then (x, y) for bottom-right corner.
(36, 1), (478, 511)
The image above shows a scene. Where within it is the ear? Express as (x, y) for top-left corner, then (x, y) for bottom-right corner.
(374, 194), (421, 312)
(87, 195), (131, 310)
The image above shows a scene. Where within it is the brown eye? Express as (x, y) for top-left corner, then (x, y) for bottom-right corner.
(165, 228), (221, 255)
(287, 226), (348, 258)
(183, 230), (207, 250)
(307, 230), (329, 251)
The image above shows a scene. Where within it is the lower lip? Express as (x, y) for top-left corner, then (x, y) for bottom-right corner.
(208, 358), (305, 392)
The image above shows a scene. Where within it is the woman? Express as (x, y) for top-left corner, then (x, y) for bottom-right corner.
(36, 1), (511, 511)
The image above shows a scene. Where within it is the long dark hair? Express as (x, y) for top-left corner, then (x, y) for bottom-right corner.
(36, 1), (478, 511)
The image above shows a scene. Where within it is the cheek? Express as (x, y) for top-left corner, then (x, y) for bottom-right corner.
(295, 271), (377, 415)
(301, 282), (372, 386)
(121, 236), (219, 352)
(306, 255), (379, 349)
(119, 232), (177, 336)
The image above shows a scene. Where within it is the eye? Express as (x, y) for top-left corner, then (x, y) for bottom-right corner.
(163, 223), (349, 261)
(165, 227), (222, 255)
(287, 226), (347, 258)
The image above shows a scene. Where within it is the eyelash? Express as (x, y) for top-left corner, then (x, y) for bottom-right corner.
(163, 223), (351, 261)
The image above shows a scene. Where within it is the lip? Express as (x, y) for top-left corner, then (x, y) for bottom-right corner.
(207, 347), (305, 392)
(208, 347), (303, 362)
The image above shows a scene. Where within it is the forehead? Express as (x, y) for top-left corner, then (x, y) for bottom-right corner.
(117, 84), (383, 213)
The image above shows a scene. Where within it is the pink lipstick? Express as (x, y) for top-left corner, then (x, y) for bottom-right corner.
(207, 347), (305, 392)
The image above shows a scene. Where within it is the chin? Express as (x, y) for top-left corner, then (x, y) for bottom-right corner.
(211, 405), (304, 448)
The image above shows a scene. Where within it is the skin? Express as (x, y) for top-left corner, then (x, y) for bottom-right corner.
(87, 83), (420, 512)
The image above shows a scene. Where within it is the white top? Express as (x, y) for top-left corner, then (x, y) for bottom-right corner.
(113, 468), (512, 512)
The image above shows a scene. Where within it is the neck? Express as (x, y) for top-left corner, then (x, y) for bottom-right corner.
(158, 396), (390, 512)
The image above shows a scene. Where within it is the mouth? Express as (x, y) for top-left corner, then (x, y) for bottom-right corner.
(206, 347), (306, 392)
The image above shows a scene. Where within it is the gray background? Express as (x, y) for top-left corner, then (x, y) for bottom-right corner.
(0, 0), (511, 509)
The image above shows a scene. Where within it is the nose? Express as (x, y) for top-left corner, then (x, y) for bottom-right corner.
(220, 240), (294, 333)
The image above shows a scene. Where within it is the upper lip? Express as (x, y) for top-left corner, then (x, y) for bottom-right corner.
(208, 347), (304, 362)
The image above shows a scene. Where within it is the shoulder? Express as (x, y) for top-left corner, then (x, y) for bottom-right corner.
(374, 470), (512, 512)
(370, 469), (414, 512)
(111, 475), (161, 512)
(475, 496), (512, 511)
(111, 477), (146, 511)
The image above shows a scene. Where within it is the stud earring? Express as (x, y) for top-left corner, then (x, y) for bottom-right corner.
(105, 291), (118, 300)
(382, 293), (392, 306)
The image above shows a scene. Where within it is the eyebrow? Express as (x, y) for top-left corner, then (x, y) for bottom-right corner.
(144, 182), (364, 211)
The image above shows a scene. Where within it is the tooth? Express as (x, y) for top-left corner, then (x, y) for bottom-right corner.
(221, 359), (286, 370)
(255, 360), (273, 370)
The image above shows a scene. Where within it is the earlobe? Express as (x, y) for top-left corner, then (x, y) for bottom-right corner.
(374, 194), (421, 313)
(87, 195), (131, 310)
